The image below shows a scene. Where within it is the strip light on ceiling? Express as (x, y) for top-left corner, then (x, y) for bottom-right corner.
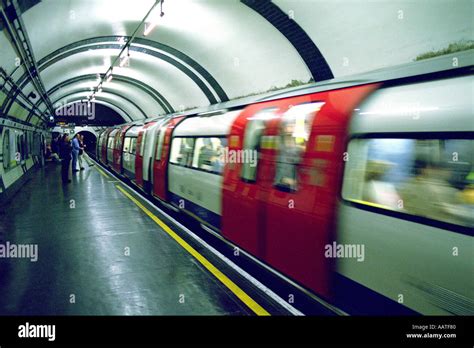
(87, 0), (164, 101)
(144, 0), (165, 36)
(119, 48), (130, 68)
(106, 69), (113, 83)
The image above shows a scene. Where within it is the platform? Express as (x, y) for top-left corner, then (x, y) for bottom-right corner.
(0, 162), (286, 315)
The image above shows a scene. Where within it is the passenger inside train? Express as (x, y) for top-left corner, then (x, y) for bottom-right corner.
(344, 138), (474, 227)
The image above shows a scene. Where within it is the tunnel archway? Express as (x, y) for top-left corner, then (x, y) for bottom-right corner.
(76, 130), (97, 155)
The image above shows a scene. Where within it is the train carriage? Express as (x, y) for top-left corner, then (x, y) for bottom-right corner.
(222, 83), (377, 299)
(112, 125), (133, 174)
(152, 116), (184, 201)
(97, 128), (114, 164)
(106, 128), (119, 166)
(336, 74), (474, 315)
(135, 117), (169, 193)
(167, 111), (241, 230)
(135, 120), (158, 190)
(96, 56), (474, 315)
(122, 125), (143, 180)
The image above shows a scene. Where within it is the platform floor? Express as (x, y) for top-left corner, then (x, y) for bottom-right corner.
(0, 161), (284, 315)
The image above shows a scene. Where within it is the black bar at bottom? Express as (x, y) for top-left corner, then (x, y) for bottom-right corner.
(0, 316), (472, 346)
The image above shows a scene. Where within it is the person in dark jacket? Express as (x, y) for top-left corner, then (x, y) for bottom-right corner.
(51, 135), (59, 154)
(59, 134), (72, 183)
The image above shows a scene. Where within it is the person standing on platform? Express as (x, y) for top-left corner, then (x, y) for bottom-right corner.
(51, 135), (60, 156)
(59, 134), (72, 184)
(71, 134), (81, 173)
(77, 134), (85, 171)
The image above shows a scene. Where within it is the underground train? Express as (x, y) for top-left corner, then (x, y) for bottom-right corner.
(0, 118), (47, 205)
(96, 55), (474, 315)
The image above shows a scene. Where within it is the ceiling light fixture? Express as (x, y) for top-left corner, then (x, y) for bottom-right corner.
(106, 69), (113, 83)
(144, 0), (165, 36)
(119, 47), (130, 67)
(88, 1), (163, 101)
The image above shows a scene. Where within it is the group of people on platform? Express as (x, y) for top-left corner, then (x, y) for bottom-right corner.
(48, 133), (94, 184)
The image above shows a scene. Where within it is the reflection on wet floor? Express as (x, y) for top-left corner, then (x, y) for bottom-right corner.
(0, 163), (260, 315)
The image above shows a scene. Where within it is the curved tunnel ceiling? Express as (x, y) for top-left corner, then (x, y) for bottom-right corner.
(31, 73), (174, 115)
(1, 0), (470, 127)
(51, 87), (148, 119)
(19, 37), (229, 107)
(1, 0), (322, 125)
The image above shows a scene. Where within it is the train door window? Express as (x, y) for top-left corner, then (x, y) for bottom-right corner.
(274, 102), (324, 192)
(140, 130), (147, 156)
(123, 137), (131, 153)
(192, 137), (227, 174)
(16, 134), (20, 160)
(170, 137), (195, 167)
(241, 108), (277, 182)
(130, 138), (137, 154)
(17, 133), (24, 161)
(23, 133), (28, 158)
(3, 129), (10, 169)
(155, 127), (166, 161)
(107, 136), (114, 149)
(12, 131), (18, 165)
(115, 132), (123, 150)
(342, 137), (474, 228)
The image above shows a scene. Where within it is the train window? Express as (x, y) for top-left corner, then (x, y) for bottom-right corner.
(123, 137), (131, 153)
(241, 108), (277, 182)
(23, 133), (28, 159)
(115, 132), (122, 150)
(155, 127), (166, 161)
(274, 102), (324, 192)
(192, 137), (227, 174)
(3, 129), (10, 169)
(170, 137), (195, 167)
(107, 137), (114, 149)
(98, 134), (104, 148)
(342, 137), (474, 228)
(17, 134), (23, 161)
(140, 131), (147, 156)
(130, 138), (137, 154)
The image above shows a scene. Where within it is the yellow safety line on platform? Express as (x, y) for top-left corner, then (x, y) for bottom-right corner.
(115, 184), (270, 316)
(95, 166), (110, 178)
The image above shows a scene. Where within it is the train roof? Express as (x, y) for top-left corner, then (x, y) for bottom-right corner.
(262, 50), (474, 101)
(109, 50), (473, 128)
(349, 74), (473, 135)
(192, 50), (473, 113)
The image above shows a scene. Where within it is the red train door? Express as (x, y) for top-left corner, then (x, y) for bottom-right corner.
(153, 116), (183, 201)
(222, 84), (377, 299)
(135, 121), (156, 188)
(222, 101), (284, 256)
(113, 125), (131, 174)
(261, 95), (329, 297)
(101, 129), (113, 163)
(262, 85), (377, 299)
